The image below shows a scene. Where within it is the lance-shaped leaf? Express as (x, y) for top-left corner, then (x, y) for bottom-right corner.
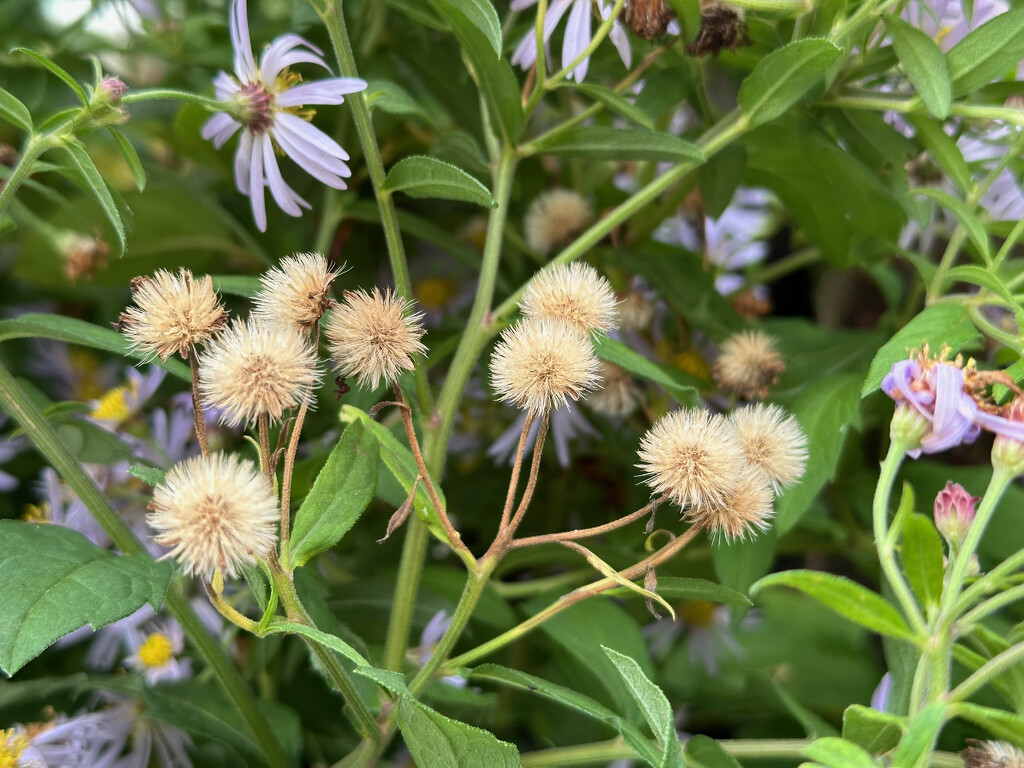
(738, 39), (842, 126)
(884, 18), (952, 119)
(61, 138), (127, 256)
(563, 541), (675, 619)
(12, 47), (88, 104)
(530, 126), (704, 163)
(0, 521), (171, 675)
(0, 88), (32, 133)
(382, 156), (495, 208)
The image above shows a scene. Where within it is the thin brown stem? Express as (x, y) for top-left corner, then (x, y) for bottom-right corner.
(279, 387), (312, 569)
(499, 413), (536, 532)
(393, 387), (475, 569)
(188, 348), (210, 456)
(503, 412), (550, 542)
(511, 499), (659, 549)
(258, 412), (272, 481)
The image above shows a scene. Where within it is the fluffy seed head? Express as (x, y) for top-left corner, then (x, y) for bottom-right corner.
(587, 362), (637, 417)
(325, 288), (426, 390)
(618, 290), (655, 332)
(963, 740), (1024, 768)
(520, 262), (620, 334)
(730, 403), (808, 493)
(689, 463), (774, 542)
(490, 318), (602, 416)
(118, 269), (228, 360)
(637, 408), (746, 510)
(199, 318), (320, 427)
(148, 452), (279, 577)
(253, 252), (340, 329)
(713, 329), (785, 400)
(524, 189), (592, 255)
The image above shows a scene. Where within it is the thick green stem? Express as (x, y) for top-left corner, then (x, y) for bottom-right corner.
(0, 361), (290, 768)
(0, 135), (55, 222)
(120, 89), (228, 112)
(950, 640), (1024, 702)
(272, 569), (381, 742)
(822, 94), (1024, 126)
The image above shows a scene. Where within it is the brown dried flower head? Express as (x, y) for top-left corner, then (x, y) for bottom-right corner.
(118, 269), (228, 360)
(61, 233), (109, 282)
(325, 288), (426, 390)
(524, 189), (592, 255)
(253, 252), (340, 330)
(148, 452), (279, 578)
(963, 740), (1024, 768)
(730, 403), (808, 493)
(713, 329), (785, 400)
(199, 318), (320, 427)
(624, 0), (676, 40)
(637, 408), (746, 510)
(587, 361), (637, 417)
(520, 262), (620, 335)
(690, 463), (774, 541)
(490, 318), (603, 416)
(687, 1), (749, 58)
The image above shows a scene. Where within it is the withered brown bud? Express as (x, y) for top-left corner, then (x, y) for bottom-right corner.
(624, 0), (676, 40)
(686, 2), (750, 58)
(62, 234), (109, 282)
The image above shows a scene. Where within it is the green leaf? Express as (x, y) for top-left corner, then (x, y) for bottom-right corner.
(128, 465), (166, 486)
(60, 138), (127, 257)
(339, 405), (447, 536)
(842, 704), (905, 754)
(861, 303), (982, 395)
(914, 187), (990, 263)
(605, 576), (752, 607)
(572, 544), (674, 619)
(775, 373), (863, 532)
(699, 145), (747, 219)
(0, 521), (171, 675)
(884, 18), (952, 119)
(603, 647), (684, 768)
(901, 513), (945, 611)
(947, 5), (1024, 96)
(0, 313), (191, 381)
(713, 529), (777, 596)
(530, 126), (704, 163)
(738, 39), (842, 127)
(381, 156), (495, 208)
(211, 275), (262, 298)
(593, 334), (703, 404)
(908, 116), (971, 193)
(108, 128), (146, 192)
(558, 82), (655, 129)
(956, 702), (1024, 746)
(468, 664), (662, 766)
(889, 701), (946, 766)
(365, 79), (433, 122)
(12, 47), (88, 104)
(751, 570), (918, 641)
(263, 621), (371, 668)
(0, 87), (33, 133)
(685, 735), (742, 768)
(426, 0), (503, 57)
(50, 415), (142, 466)
(945, 264), (1024, 329)
(289, 419), (379, 567)
(803, 737), (878, 768)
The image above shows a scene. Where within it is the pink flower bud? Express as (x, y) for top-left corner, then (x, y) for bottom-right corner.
(933, 481), (977, 545)
(98, 77), (128, 103)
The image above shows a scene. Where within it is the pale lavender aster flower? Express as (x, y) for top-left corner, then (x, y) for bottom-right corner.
(201, 0), (367, 231)
(94, 695), (194, 768)
(125, 618), (192, 686)
(511, 0), (631, 82)
(488, 402), (599, 468)
(881, 359), (980, 457)
(902, 0), (1008, 51)
(6, 711), (115, 768)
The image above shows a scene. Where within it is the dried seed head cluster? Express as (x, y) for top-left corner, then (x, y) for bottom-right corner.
(687, 1), (749, 58)
(61, 232), (109, 282)
(490, 318), (602, 416)
(637, 402), (806, 541)
(253, 252), (340, 330)
(618, 290), (655, 332)
(713, 329), (786, 400)
(148, 453), (279, 577)
(325, 288), (427, 390)
(524, 189), (592, 255)
(624, 0), (676, 40)
(963, 740), (1024, 768)
(730, 403), (807, 492)
(520, 262), (620, 335)
(587, 361), (638, 417)
(199, 318), (320, 427)
(118, 269), (228, 360)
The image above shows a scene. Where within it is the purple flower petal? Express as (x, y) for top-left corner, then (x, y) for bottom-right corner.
(563, 0), (592, 81)
(261, 135), (307, 217)
(275, 113), (351, 162)
(202, 112), (242, 149)
(213, 71), (240, 100)
(609, 19), (632, 69)
(230, 0), (257, 82)
(249, 133), (267, 232)
(275, 77), (367, 108)
(273, 125), (349, 189)
(234, 130), (254, 195)
(975, 409), (1024, 442)
(260, 33), (329, 82)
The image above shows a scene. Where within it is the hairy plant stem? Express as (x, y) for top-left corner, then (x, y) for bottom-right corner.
(511, 499), (659, 548)
(822, 93), (1024, 127)
(270, 564), (381, 743)
(496, 413), (549, 548)
(0, 361), (290, 768)
(499, 413), (536, 531)
(313, 0), (432, 415)
(0, 134), (57, 222)
(257, 412), (272, 480)
(187, 348), (210, 457)
(120, 89), (229, 111)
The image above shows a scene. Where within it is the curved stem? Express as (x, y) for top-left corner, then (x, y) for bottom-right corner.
(501, 412), (550, 543)
(203, 578), (260, 634)
(258, 412), (272, 480)
(0, 135), (55, 223)
(187, 348), (210, 457)
(0, 361), (290, 768)
(120, 89), (228, 112)
(511, 500), (658, 549)
(957, 547), (1024, 613)
(950, 640), (1024, 702)
(279, 384), (313, 570)
(499, 414), (536, 532)
(959, 581), (1024, 628)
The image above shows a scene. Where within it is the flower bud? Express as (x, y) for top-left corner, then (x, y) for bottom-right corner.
(933, 482), (977, 546)
(992, 434), (1024, 477)
(97, 77), (128, 104)
(889, 403), (929, 451)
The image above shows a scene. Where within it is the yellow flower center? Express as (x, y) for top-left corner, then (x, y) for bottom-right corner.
(90, 385), (132, 423)
(678, 600), (718, 629)
(672, 350), (711, 382)
(22, 503), (50, 524)
(0, 729), (29, 768)
(137, 632), (174, 669)
(68, 349), (106, 400)
(414, 277), (456, 311)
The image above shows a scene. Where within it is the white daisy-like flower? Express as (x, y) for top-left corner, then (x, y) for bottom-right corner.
(201, 0), (367, 231)
(511, 0), (632, 82)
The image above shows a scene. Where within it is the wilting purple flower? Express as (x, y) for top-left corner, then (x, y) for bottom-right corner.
(201, 0), (366, 231)
(870, 672), (892, 712)
(934, 481), (978, 545)
(511, 0), (631, 82)
(882, 359), (980, 457)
